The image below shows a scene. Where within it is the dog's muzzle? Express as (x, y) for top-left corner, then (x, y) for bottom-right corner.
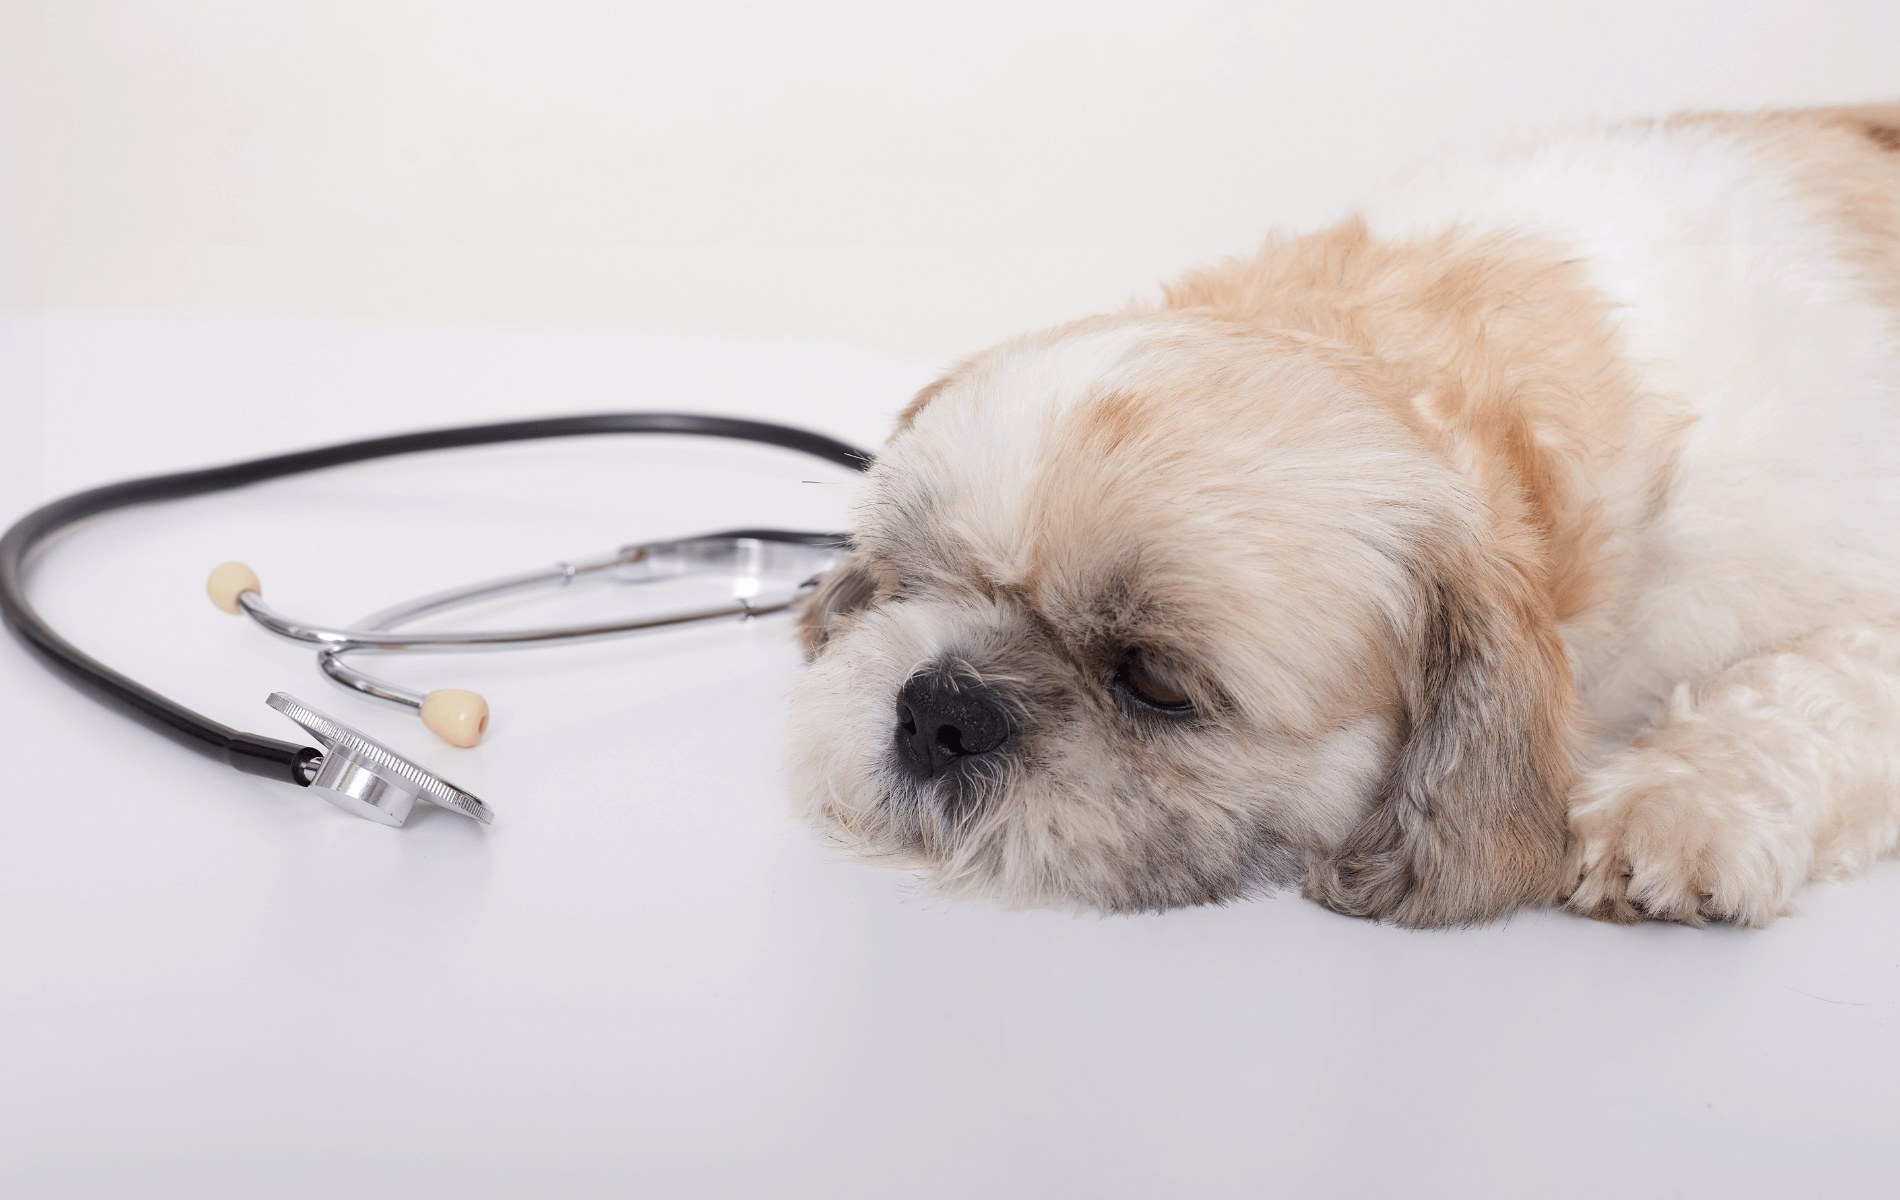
(892, 667), (1015, 785)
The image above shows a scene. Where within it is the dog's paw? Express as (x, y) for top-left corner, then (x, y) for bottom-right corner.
(1564, 742), (1810, 928)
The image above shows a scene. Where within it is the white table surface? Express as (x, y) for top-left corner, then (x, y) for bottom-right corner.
(4, 312), (1898, 1199)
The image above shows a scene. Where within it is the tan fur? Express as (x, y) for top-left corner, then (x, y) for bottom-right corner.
(1162, 220), (1648, 622)
(1678, 105), (1900, 322)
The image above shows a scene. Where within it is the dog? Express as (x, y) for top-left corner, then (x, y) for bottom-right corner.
(786, 105), (1900, 928)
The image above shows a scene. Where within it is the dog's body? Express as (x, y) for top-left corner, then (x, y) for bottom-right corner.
(789, 105), (1900, 927)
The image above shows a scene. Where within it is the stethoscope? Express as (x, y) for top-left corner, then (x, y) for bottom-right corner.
(0, 413), (870, 828)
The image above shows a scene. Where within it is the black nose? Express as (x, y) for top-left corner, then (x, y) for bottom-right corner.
(893, 671), (1015, 781)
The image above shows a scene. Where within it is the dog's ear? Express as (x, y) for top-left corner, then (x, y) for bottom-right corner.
(1304, 545), (1577, 927)
(795, 550), (882, 657)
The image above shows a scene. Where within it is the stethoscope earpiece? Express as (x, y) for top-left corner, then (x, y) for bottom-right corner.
(207, 561), (261, 615)
(419, 689), (491, 748)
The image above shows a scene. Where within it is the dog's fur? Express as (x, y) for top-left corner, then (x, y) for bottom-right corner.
(787, 105), (1900, 927)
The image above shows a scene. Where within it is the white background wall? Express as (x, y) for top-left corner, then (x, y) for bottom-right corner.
(5, 0), (1899, 360)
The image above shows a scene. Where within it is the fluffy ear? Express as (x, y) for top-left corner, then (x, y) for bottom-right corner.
(1304, 547), (1578, 927)
(794, 550), (882, 657)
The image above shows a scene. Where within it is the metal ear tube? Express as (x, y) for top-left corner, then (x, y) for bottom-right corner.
(209, 532), (844, 747)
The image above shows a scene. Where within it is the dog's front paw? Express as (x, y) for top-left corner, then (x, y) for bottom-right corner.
(1564, 740), (1810, 928)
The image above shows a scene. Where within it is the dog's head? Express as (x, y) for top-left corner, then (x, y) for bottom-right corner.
(787, 312), (1575, 926)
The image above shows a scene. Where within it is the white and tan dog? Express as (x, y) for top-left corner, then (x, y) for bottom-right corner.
(787, 105), (1900, 928)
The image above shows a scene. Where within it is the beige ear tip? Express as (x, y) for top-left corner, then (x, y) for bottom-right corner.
(206, 561), (261, 614)
(420, 689), (490, 748)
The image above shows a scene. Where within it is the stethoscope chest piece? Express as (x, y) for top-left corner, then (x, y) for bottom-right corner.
(267, 692), (494, 827)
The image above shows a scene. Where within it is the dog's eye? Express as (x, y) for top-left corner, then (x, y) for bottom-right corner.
(1114, 651), (1195, 713)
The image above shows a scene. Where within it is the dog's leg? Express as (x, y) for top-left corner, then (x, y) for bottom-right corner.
(1567, 624), (1900, 926)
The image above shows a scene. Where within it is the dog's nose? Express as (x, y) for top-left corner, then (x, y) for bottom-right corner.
(893, 672), (1014, 780)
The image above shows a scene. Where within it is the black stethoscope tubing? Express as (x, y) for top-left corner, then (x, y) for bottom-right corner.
(0, 412), (872, 789)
